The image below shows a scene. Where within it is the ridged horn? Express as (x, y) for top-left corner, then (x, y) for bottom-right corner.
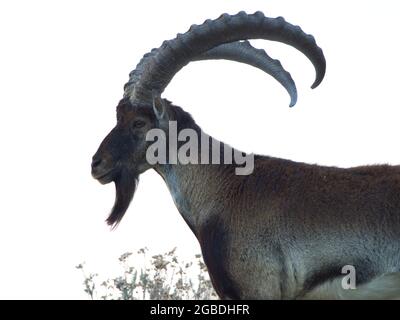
(126, 11), (325, 105)
(124, 41), (297, 106)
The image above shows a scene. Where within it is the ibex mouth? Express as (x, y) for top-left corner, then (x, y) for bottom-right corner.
(93, 169), (116, 185)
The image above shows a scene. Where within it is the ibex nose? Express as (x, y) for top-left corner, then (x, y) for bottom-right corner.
(91, 156), (103, 170)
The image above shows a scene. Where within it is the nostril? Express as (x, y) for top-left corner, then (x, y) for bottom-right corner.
(92, 157), (102, 169)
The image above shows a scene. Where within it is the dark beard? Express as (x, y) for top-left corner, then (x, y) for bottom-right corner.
(106, 168), (139, 228)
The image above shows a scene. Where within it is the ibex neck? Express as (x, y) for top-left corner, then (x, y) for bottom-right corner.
(154, 150), (232, 236)
(152, 105), (254, 234)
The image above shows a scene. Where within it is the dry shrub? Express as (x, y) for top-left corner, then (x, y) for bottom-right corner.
(76, 247), (218, 300)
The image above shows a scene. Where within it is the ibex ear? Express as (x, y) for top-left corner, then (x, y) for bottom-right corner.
(152, 91), (168, 121)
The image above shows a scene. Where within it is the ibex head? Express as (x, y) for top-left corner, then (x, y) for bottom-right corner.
(91, 11), (326, 227)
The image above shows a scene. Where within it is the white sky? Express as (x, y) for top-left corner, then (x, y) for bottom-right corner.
(0, 0), (400, 299)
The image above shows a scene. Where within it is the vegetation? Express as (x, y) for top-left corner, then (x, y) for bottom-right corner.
(76, 247), (217, 300)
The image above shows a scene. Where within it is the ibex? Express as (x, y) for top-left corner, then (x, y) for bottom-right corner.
(92, 11), (400, 299)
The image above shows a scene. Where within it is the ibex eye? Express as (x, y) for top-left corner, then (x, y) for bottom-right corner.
(133, 120), (146, 128)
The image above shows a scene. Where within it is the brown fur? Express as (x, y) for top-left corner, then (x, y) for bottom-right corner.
(93, 99), (400, 299)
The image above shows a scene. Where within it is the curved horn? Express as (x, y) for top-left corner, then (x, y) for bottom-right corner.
(125, 41), (297, 107)
(127, 11), (325, 105)
(195, 41), (297, 107)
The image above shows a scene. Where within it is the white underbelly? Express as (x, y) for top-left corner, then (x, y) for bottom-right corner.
(302, 272), (400, 300)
